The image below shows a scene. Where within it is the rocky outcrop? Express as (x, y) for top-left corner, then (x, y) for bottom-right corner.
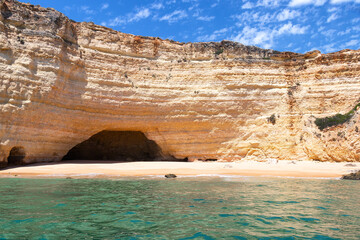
(0, 0), (359, 166)
(165, 174), (177, 178)
(342, 170), (360, 180)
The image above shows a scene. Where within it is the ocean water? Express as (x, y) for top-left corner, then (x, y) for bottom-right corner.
(0, 176), (359, 239)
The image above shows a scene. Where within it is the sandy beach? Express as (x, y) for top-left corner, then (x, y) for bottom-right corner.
(0, 160), (359, 179)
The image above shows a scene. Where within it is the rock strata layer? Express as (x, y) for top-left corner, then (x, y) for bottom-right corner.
(0, 0), (360, 166)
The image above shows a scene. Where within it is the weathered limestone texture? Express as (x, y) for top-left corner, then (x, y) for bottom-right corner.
(1, 0), (360, 166)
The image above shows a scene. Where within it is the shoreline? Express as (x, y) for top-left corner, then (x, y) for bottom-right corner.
(0, 160), (359, 180)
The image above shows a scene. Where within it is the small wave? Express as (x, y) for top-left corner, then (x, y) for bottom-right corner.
(176, 174), (254, 179)
(138, 174), (341, 181)
(42, 173), (105, 178)
(41, 174), (67, 177)
(70, 173), (105, 177)
(261, 175), (341, 180)
(138, 175), (164, 179)
(40, 173), (341, 180)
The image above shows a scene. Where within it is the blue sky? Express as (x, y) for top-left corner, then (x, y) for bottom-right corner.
(26, 0), (360, 53)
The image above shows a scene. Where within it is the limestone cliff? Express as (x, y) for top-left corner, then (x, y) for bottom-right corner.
(0, 0), (359, 166)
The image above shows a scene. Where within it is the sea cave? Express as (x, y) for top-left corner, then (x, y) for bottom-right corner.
(62, 130), (186, 162)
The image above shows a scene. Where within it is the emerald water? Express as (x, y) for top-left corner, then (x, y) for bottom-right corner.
(0, 177), (359, 239)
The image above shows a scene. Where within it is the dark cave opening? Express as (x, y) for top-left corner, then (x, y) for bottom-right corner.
(62, 131), (187, 162)
(7, 146), (26, 165)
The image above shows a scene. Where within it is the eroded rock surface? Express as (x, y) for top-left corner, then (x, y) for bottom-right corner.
(342, 170), (360, 180)
(0, 0), (360, 165)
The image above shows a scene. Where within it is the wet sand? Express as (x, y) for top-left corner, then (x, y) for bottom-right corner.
(0, 160), (359, 179)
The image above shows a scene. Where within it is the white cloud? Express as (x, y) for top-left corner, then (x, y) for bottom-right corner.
(108, 17), (124, 26)
(108, 8), (151, 26)
(342, 39), (359, 47)
(257, 0), (281, 7)
(289, 0), (326, 7)
(151, 3), (164, 9)
(160, 10), (188, 23)
(321, 29), (336, 37)
(327, 7), (338, 12)
(321, 43), (337, 52)
(277, 22), (308, 34)
(242, 2), (254, 9)
(291, 0), (360, 5)
(277, 9), (301, 21)
(233, 9), (304, 25)
(129, 8), (151, 22)
(231, 22), (308, 49)
(196, 15), (215, 21)
(241, 0), (282, 8)
(188, 3), (199, 11)
(232, 26), (273, 48)
(196, 27), (229, 41)
(232, 12), (276, 25)
(81, 6), (95, 15)
(337, 28), (351, 35)
(327, 13), (338, 22)
(210, 0), (220, 8)
(101, 3), (109, 11)
(252, 31), (270, 46)
(330, 0), (360, 3)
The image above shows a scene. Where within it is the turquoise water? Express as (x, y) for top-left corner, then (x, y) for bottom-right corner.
(0, 177), (359, 239)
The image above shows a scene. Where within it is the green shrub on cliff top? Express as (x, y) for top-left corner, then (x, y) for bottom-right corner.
(215, 48), (224, 55)
(315, 102), (360, 130)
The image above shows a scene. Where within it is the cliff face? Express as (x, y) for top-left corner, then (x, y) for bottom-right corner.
(1, 0), (360, 166)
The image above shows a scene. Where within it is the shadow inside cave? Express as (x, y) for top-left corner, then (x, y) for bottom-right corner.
(7, 146), (26, 166)
(62, 130), (187, 162)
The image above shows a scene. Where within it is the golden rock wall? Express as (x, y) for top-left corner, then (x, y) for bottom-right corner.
(1, 0), (359, 165)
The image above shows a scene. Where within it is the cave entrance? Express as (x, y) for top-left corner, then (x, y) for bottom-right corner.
(7, 146), (26, 165)
(62, 131), (186, 161)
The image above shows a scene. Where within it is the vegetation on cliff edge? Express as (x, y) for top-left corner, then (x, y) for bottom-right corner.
(315, 101), (360, 130)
